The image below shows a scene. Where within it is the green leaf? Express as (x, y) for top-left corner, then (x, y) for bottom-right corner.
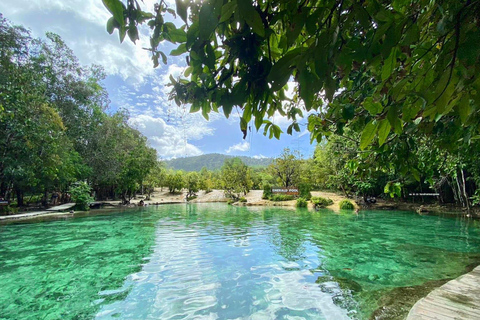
(238, 1), (265, 37)
(186, 21), (199, 48)
(220, 1), (237, 23)
(222, 103), (233, 118)
(360, 121), (378, 150)
(324, 75), (335, 102)
(377, 119), (391, 146)
(170, 44), (187, 56)
(254, 114), (263, 130)
(127, 26), (139, 43)
(106, 17), (116, 34)
(402, 100), (422, 122)
(103, 0), (125, 26)
(387, 107), (403, 134)
(287, 12), (306, 46)
(175, 0), (188, 23)
(199, 3), (217, 40)
(243, 104), (252, 123)
(271, 124), (282, 140)
(168, 28), (187, 43)
(190, 102), (201, 113)
(202, 101), (210, 120)
(159, 51), (167, 65)
(119, 25), (127, 43)
(184, 66), (193, 77)
(363, 97), (383, 115)
(267, 50), (302, 90)
(411, 168), (421, 182)
(403, 23), (419, 45)
(457, 95), (471, 124)
(205, 43), (216, 70)
(299, 70), (316, 111)
(240, 116), (248, 131)
(381, 47), (398, 81)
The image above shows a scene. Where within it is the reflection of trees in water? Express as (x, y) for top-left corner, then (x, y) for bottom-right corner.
(175, 204), (257, 238)
(267, 209), (312, 261)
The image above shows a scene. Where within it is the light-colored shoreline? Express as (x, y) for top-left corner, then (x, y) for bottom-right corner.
(0, 188), (355, 222)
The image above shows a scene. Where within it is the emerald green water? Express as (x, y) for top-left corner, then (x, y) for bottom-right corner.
(1, 204), (480, 319)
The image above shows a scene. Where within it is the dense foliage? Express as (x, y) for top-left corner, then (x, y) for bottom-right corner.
(296, 197), (308, 208)
(104, 0), (479, 143)
(339, 199), (355, 210)
(102, 0), (480, 210)
(69, 182), (94, 211)
(0, 17), (157, 209)
(311, 196), (334, 209)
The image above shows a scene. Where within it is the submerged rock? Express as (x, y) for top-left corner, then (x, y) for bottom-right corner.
(370, 279), (448, 320)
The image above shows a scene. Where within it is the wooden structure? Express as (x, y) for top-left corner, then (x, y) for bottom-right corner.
(407, 265), (480, 319)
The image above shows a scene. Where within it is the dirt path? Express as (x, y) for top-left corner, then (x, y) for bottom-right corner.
(116, 188), (356, 211)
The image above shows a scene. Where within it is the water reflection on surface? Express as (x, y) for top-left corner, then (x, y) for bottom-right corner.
(1, 204), (480, 319)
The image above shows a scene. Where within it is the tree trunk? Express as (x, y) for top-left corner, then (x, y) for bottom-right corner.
(461, 169), (470, 211)
(455, 172), (466, 207)
(42, 189), (48, 207)
(16, 188), (24, 207)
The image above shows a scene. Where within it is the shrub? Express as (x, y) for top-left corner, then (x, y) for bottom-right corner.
(311, 196), (333, 208)
(69, 181), (94, 211)
(298, 183), (312, 200)
(0, 205), (18, 215)
(270, 194), (295, 201)
(339, 199), (355, 210)
(239, 197), (247, 203)
(262, 184), (272, 199)
(227, 199), (235, 205)
(296, 197), (308, 208)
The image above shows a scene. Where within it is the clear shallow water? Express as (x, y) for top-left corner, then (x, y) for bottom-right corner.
(1, 204), (480, 320)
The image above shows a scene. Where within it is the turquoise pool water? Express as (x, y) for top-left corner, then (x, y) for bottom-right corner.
(1, 204), (480, 319)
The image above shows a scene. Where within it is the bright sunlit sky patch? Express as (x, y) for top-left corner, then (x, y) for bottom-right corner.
(0, 0), (316, 159)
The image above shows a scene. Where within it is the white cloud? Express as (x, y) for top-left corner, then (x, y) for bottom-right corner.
(129, 114), (215, 159)
(225, 141), (250, 153)
(252, 154), (268, 159)
(298, 129), (310, 138)
(0, 0), (174, 84)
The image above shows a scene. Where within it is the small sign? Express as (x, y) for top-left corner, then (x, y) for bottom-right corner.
(272, 187), (299, 195)
(408, 193), (439, 196)
(0, 200), (8, 206)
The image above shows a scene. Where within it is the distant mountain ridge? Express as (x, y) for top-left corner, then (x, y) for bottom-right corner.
(166, 153), (273, 171)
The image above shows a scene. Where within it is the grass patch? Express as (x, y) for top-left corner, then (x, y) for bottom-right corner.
(339, 199), (355, 210)
(270, 194), (295, 201)
(296, 197), (308, 208)
(311, 196), (333, 208)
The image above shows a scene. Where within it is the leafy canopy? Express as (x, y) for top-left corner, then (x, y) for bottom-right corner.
(103, 0), (480, 146)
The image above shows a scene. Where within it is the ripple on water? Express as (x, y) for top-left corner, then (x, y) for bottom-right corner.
(95, 218), (350, 320)
(2, 204), (480, 320)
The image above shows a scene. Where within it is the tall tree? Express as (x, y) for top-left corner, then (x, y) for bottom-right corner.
(0, 17), (158, 209)
(269, 148), (302, 188)
(221, 158), (252, 198)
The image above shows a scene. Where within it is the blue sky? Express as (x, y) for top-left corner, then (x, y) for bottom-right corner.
(0, 0), (316, 159)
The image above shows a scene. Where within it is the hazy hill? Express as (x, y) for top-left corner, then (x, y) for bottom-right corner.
(166, 153), (273, 171)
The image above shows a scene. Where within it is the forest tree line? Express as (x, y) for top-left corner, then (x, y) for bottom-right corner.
(1, 15), (479, 212)
(100, 0), (480, 210)
(0, 17), (158, 211)
(148, 140), (480, 210)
